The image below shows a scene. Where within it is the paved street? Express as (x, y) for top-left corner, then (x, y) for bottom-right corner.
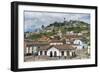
(24, 49), (90, 62)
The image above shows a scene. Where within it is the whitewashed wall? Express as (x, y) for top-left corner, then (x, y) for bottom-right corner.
(47, 47), (60, 56)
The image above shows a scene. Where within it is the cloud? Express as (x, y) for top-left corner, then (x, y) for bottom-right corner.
(24, 11), (90, 32)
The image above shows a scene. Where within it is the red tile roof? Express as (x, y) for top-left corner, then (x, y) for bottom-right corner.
(38, 45), (76, 50)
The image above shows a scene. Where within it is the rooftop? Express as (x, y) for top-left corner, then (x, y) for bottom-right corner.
(37, 45), (76, 50)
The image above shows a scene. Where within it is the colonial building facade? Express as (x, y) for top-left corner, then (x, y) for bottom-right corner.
(24, 35), (89, 59)
(24, 40), (77, 58)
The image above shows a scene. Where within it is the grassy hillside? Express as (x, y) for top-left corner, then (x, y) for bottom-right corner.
(25, 20), (90, 42)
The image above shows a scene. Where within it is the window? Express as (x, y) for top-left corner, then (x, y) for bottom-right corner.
(61, 51), (64, 56)
(50, 51), (53, 57)
(78, 41), (80, 45)
(72, 52), (75, 57)
(54, 51), (57, 57)
(44, 51), (47, 55)
(40, 51), (42, 55)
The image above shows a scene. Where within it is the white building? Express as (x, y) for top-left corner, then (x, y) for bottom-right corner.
(73, 39), (84, 49)
(24, 45), (76, 57)
(49, 40), (63, 45)
(57, 30), (62, 38)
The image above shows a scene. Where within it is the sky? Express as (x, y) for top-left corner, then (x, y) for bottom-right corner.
(24, 11), (90, 32)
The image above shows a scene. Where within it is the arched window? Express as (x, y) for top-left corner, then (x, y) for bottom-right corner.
(50, 51), (53, 57)
(54, 51), (57, 57)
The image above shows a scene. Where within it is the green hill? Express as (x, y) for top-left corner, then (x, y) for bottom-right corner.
(45, 20), (90, 33)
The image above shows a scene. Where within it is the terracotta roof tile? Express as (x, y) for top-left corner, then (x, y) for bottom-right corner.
(38, 45), (76, 50)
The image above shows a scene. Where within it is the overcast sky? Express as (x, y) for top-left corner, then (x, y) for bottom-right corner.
(24, 11), (90, 32)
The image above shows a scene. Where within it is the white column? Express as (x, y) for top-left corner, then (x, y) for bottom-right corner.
(38, 51), (40, 55)
(69, 51), (72, 57)
(42, 51), (44, 55)
(29, 47), (32, 53)
(64, 51), (67, 56)
(87, 48), (90, 54)
(59, 52), (61, 56)
(26, 47), (29, 54)
(57, 51), (60, 56)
